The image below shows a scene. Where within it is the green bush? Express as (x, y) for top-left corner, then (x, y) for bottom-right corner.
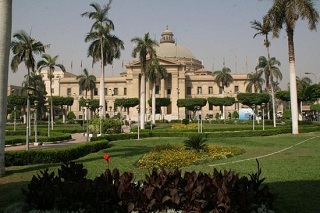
(182, 118), (189, 125)
(184, 133), (208, 152)
(5, 140), (110, 167)
(283, 109), (291, 119)
(67, 111), (76, 120)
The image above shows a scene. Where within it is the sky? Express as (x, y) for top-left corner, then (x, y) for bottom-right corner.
(9, 0), (320, 89)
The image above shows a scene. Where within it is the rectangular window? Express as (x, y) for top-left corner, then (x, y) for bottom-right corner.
(197, 87), (202, 94)
(167, 88), (171, 95)
(105, 88), (108, 96)
(51, 88), (54, 94)
(124, 88), (127, 96)
(219, 87), (223, 94)
(155, 85), (160, 94)
(94, 88), (98, 96)
(234, 86), (239, 93)
(113, 88), (118, 96)
(67, 88), (71, 96)
(187, 87), (192, 95)
(209, 103), (213, 110)
(208, 86), (213, 94)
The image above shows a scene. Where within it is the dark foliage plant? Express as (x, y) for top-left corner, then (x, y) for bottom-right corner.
(183, 133), (208, 152)
(22, 160), (274, 213)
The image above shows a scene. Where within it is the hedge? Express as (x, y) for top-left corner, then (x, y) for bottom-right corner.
(5, 134), (72, 146)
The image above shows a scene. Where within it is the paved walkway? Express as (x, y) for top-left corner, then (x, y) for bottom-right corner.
(5, 133), (87, 151)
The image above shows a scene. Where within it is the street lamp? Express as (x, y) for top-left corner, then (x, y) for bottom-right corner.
(177, 88), (180, 121)
(137, 106), (140, 140)
(261, 103), (265, 131)
(85, 101), (90, 142)
(34, 101), (39, 146)
(13, 105), (16, 132)
(46, 103), (50, 137)
(26, 87), (33, 151)
(82, 108), (85, 130)
(99, 105), (103, 136)
(252, 104), (256, 131)
(195, 106), (201, 133)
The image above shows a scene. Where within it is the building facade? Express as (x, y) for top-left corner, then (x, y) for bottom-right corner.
(45, 28), (249, 121)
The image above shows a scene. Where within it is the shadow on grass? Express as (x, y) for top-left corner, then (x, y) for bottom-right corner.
(269, 180), (320, 213)
(0, 180), (28, 211)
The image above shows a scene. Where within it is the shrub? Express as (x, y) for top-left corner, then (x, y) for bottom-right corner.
(21, 161), (274, 213)
(184, 133), (208, 152)
(182, 118), (189, 125)
(67, 111), (76, 121)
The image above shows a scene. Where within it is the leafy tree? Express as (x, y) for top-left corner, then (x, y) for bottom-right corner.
(148, 98), (171, 108)
(265, 0), (320, 134)
(37, 54), (65, 129)
(304, 84), (320, 101)
(114, 98), (139, 117)
(237, 93), (270, 106)
(207, 97), (235, 106)
(178, 98), (207, 119)
(76, 68), (96, 99)
(145, 58), (168, 125)
(131, 33), (158, 129)
(82, 1), (124, 118)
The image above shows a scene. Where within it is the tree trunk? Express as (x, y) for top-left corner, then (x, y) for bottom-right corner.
(287, 27), (299, 134)
(0, 0), (12, 176)
(140, 73), (146, 129)
(99, 37), (106, 118)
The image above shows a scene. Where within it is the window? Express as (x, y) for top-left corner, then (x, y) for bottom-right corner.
(51, 88), (54, 94)
(219, 87), (223, 94)
(208, 86), (213, 94)
(187, 87), (192, 95)
(94, 88), (98, 96)
(234, 86), (239, 93)
(155, 85), (160, 94)
(113, 88), (118, 96)
(167, 88), (171, 95)
(67, 88), (71, 96)
(197, 87), (202, 94)
(209, 103), (213, 110)
(105, 88), (108, 96)
(124, 88), (127, 96)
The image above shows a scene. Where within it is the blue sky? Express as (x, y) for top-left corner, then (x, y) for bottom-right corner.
(9, 0), (320, 88)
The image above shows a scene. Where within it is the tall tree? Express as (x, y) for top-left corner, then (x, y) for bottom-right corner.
(265, 0), (320, 134)
(212, 66), (233, 120)
(37, 54), (65, 130)
(77, 68), (97, 99)
(0, 0), (12, 176)
(245, 70), (265, 93)
(251, 19), (280, 127)
(11, 30), (47, 150)
(145, 58), (168, 125)
(82, 1), (124, 119)
(131, 33), (159, 129)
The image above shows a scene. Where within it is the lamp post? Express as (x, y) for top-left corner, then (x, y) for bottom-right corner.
(46, 103), (50, 137)
(195, 106), (201, 133)
(13, 105), (16, 132)
(26, 87), (33, 151)
(99, 105), (103, 135)
(262, 103), (265, 131)
(177, 88), (180, 121)
(34, 101), (39, 146)
(85, 101), (90, 142)
(137, 106), (140, 140)
(252, 104), (256, 131)
(82, 108), (85, 130)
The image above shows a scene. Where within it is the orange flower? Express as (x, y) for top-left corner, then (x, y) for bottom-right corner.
(103, 154), (111, 162)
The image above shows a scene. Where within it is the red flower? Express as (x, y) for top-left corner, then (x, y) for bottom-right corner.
(103, 154), (111, 162)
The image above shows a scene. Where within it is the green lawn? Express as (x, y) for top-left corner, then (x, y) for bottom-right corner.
(1, 129), (320, 212)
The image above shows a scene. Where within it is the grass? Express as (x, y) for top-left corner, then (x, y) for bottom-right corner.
(1, 125), (320, 212)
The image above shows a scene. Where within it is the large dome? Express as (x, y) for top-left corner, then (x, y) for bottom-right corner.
(156, 43), (195, 59)
(156, 27), (195, 59)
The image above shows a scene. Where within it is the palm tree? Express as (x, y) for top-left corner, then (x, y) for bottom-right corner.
(82, 1), (124, 118)
(0, 0), (12, 175)
(245, 70), (265, 93)
(37, 54), (65, 130)
(251, 19), (280, 127)
(212, 66), (233, 119)
(145, 58), (168, 125)
(77, 68), (97, 99)
(131, 33), (159, 129)
(296, 76), (312, 91)
(265, 0), (320, 134)
(11, 30), (47, 150)
(255, 56), (282, 89)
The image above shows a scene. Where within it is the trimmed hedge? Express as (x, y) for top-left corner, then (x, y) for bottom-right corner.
(5, 140), (110, 167)
(5, 134), (72, 146)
